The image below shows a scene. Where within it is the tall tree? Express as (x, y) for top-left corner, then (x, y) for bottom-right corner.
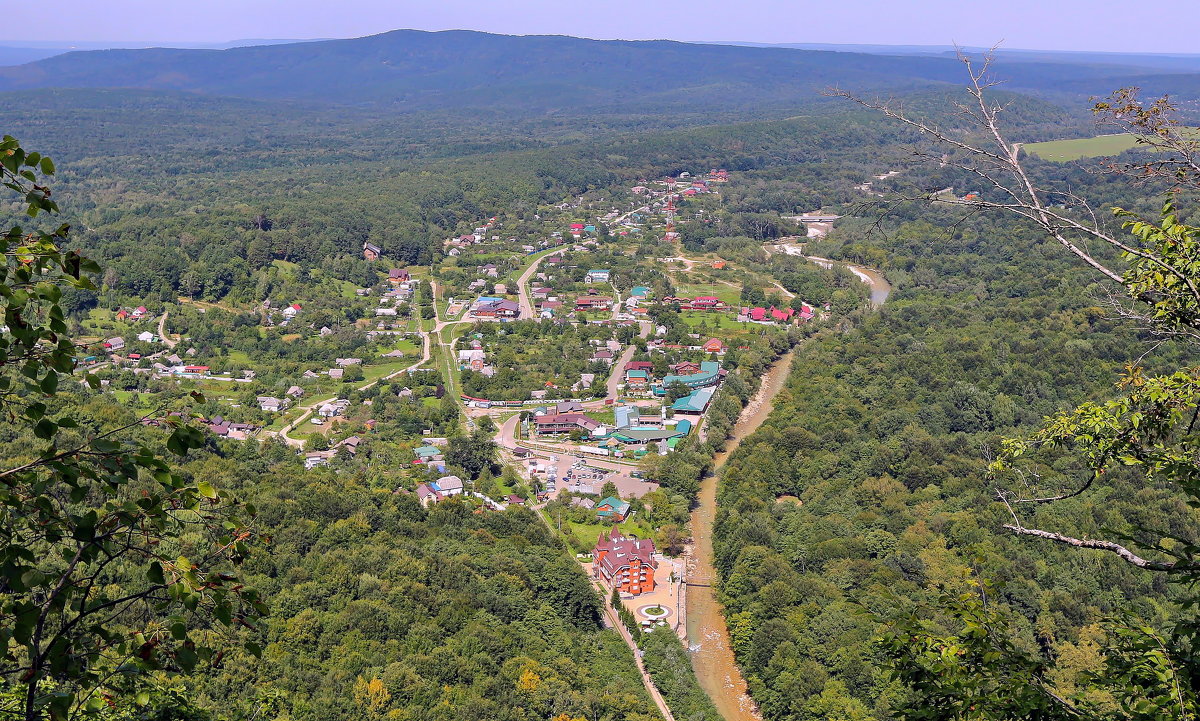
(0, 136), (266, 721)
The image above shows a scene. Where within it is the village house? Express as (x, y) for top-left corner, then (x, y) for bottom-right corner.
(585, 269), (611, 283)
(575, 296), (612, 312)
(257, 396), (287, 413)
(318, 399), (351, 417)
(335, 357), (363, 367)
(592, 350), (615, 365)
(333, 435), (361, 456)
(740, 305), (796, 324)
(116, 309), (130, 321)
(362, 242), (382, 261)
(593, 528), (658, 596)
(457, 348), (486, 371)
(136, 331), (157, 343)
(286, 385), (305, 398)
(535, 413), (600, 435)
(472, 298), (520, 318)
(413, 445), (444, 463)
(304, 451), (335, 469)
(103, 337), (125, 351)
(389, 268), (409, 284)
(703, 338), (725, 354)
(624, 369), (649, 390)
(281, 303), (302, 319)
(328, 368), (344, 379)
(596, 496), (632, 522)
(131, 306), (148, 320)
(556, 400), (584, 414)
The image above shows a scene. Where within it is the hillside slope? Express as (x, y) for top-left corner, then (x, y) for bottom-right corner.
(1, 29), (1193, 113)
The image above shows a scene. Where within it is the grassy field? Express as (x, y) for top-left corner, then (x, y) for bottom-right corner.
(565, 518), (654, 550)
(1023, 133), (1140, 161)
(110, 390), (156, 411)
(677, 311), (751, 332)
(672, 280), (741, 305)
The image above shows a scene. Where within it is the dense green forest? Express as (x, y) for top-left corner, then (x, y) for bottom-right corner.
(710, 167), (1196, 719)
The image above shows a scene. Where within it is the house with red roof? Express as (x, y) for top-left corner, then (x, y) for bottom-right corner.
(131, 306), (148, 320)
(703, 338), (725, 354)
(593, 527), (658, 596)
(689, 296), (724, 310)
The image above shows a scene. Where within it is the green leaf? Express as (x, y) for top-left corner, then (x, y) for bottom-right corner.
(40, 156), (54, 175)
(146, 561), (165, 585)
(197, 480), (217, 499)
(33, 419), (57, 439)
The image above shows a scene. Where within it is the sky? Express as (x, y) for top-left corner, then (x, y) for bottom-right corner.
(4, 0), (1196, 54)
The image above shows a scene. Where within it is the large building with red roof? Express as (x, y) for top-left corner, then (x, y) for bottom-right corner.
(593, 527), (658, 596)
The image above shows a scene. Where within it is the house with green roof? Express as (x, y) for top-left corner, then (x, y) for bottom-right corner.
(414, 445), (443, 462)
(611, 426), (688, 445)
(671, 387), (716, 415)
(596, 496), (631, 521)
(631, 286), (651, 298)
(655, 360), (721, 395)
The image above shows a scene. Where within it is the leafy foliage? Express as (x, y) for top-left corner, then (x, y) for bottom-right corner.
(0, 137), (266, 720)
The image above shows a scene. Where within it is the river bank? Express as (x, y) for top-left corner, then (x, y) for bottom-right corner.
(684, 349), (795, 721)
(683, 252), (890, 721)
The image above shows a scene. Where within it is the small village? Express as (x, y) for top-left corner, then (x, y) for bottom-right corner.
(78, 164), (849, 644)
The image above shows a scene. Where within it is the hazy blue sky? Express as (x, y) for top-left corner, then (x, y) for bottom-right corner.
(5, 0), (1195, 53)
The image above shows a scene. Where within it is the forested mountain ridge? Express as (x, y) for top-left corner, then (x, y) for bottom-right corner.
(1, 29), (1196, 112)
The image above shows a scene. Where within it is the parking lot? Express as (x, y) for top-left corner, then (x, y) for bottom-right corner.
(527, 453), (660, 500)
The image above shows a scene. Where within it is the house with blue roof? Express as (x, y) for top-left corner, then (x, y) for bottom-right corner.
(614, 405), (640, 429)
(631, 286), (651, 298)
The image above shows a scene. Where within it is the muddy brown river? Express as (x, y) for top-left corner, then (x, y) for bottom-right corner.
(685, 257), (889, 720)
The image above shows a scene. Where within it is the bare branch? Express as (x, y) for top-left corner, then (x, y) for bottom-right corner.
(1001, 524), (1188, 571)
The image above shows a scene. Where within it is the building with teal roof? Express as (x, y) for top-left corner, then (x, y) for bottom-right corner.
(655, 361), (721, 395)
(631, 286), (651, 297)
(671, 387), (716, 415)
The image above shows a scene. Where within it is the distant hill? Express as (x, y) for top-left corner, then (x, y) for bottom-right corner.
(702, 41), (1200, 74)
(1, 29), (1194, 114)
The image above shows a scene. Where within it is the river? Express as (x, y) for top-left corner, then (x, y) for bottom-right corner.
(684, 255), (889, 721)
(685, 349), (794, 721)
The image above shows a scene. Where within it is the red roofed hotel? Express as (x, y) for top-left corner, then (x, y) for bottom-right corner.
(593, 528), (658, 596)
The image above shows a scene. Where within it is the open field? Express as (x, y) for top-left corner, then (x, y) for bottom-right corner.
(1023, 134), (1139, 161)
(565, 518), (654, 550)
